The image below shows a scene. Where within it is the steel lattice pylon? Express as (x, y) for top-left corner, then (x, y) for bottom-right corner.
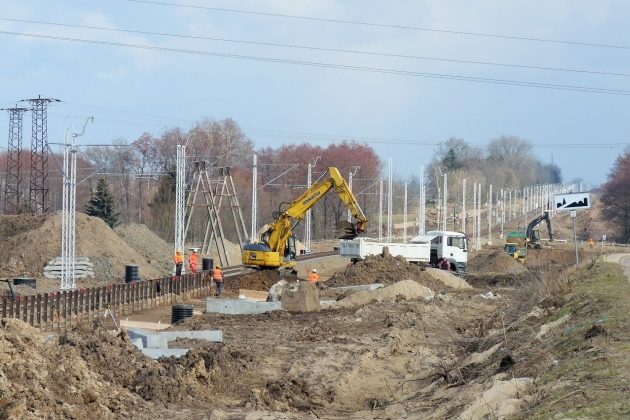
(184, 162), (248, 267)
(3, 106), (29, 214)
(22, 96), (59, 214)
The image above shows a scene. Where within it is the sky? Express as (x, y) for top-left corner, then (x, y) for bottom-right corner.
(1, 0), (629, 188)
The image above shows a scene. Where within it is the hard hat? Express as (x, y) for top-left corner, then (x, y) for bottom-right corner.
(216, 265), (221, 269)
(312, 269), (317, 273)
(176, 250), (181, 254)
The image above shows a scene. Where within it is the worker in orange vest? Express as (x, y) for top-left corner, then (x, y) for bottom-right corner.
(308, 268), (320, 284)
(173, 250), (183, 276)
(213, 265), (225, 297)
(188, 249), (198, 274)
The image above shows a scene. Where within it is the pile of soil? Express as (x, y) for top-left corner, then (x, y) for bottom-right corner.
(0, 213), (162, 281)
(115, 223), (173, 275)
(0, 317), (262, 418)
(0, 318), (150, 419)
(225, 270), (297, 292)
(426, 268), (473, 289)
(468, 250), (528, 274)
(337, 279), (434, 307)
(326, 254), (439, 289)
(525, 248), (586, 268)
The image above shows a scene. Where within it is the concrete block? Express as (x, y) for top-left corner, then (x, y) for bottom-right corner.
(160, 330), (223, 342)
(141, 348), (190, 359)
(126, 328), (223, 349)
(126, 328), (168, 348)
(281, 282), (320, 313)
(329, 283), (384, 292)
(206, 298), (282, 314)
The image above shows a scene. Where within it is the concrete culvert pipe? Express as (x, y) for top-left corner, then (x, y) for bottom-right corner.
(171, 304), (194, 324)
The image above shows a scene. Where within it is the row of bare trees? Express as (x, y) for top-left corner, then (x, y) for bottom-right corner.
(0, 117), (568, 244)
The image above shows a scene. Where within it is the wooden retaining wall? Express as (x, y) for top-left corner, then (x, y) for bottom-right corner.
(0, 272), (213, 331)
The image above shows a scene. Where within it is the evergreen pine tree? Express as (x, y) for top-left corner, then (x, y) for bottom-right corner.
(85, 177), (119, 228)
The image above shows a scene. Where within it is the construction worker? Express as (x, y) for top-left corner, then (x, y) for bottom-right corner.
(213, 265), (225, 297)
(308, 268), (320, 284)
(174, 250), (183, 276)
(189, 249), (198, 274)
(588, 238), (595, 249)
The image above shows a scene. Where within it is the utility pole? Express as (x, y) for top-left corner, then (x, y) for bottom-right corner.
(488, 184), (493, 245)
(60, 117), (93, 290)
(305, 156), (320, 252)
(472, 182), (477, 250)
(477, 183), (482, 250)
(250, 154), (257, 241)
(462, 178), (467, 234)
(419, 165), (425, 235)
(403, 181), (408, 242)
(2, 106), (29, 214)
(442, 173), (448, 231)
(22, 95), (60, 213)
(378, 179), (383, 241)
(347, 166), (360, 222)
(173, 144), (186, 275)
(387, 158), (393, 242)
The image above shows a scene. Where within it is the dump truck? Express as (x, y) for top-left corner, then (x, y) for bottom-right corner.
(340, 230), (468, 273)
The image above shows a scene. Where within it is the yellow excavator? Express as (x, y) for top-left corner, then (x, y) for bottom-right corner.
(242, 167), (368, 269)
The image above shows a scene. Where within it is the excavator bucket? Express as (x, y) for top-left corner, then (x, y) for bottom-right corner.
(336, 220), (359, 240)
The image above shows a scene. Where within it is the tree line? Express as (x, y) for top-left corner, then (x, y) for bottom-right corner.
(0, 117), (566, 244)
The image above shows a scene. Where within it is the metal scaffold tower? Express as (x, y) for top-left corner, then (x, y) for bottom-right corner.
(2, 106), (28, 214)
(22, 96), (60, 213)
(184, 162), (248, 267)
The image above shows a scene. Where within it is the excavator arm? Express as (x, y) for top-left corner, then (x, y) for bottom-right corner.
(525, 210), (553, 247)
(243, 167), (368, 268)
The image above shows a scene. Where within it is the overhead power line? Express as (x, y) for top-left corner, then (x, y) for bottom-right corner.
(2, 17), (628, 78)
(124, 0), (630, 51)
(2, 30), (629, 96)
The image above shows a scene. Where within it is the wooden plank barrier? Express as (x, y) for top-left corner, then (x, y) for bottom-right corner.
(0, 272), (214, 331)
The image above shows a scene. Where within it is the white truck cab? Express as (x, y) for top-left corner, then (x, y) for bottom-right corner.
(410, 230), (468, 273)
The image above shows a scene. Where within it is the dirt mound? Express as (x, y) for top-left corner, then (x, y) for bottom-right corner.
(60, 320), (256, 407)
(0, 318), (151, 419)
(115, 223), (172, 275)
(326, 254), (440, 289)
(0, 212), (162, 281)
(226, 270), (298, 292)
(468, 250), (527, 274)
(337, 280), (434, 307)
(426, 268), (473, 289)
(525, 247), (585, 268)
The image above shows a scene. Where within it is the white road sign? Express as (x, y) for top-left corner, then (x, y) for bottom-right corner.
(554, 192), (591, 211)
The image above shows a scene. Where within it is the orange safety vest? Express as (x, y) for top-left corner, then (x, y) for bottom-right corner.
(212, 268), (224, 282)
(174, 253), (183, 264)
(189, 253), (198, 265)
(308, 272), (320, 283)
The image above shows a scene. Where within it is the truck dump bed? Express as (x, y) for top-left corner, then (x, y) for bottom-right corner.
(339, 238), (430, 263)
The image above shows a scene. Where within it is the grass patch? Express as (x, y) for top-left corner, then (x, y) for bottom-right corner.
(520, 262), (630, 419)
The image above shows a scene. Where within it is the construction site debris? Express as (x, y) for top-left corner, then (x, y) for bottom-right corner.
(267, 279), (289, 301)
(535, 313), (571, 340)
(326, 254), (441, 290)
(337, 279), (434, 308)
(468, 250), (527, 274)
(281, 282), (321, 312)
(458, 377), (533, 420)
(425, 267), (473, 289)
